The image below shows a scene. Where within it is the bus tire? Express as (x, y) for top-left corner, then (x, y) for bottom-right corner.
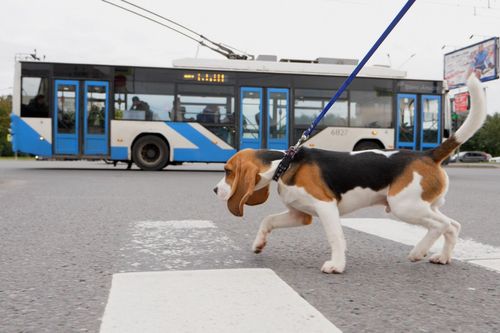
(353, 140), (383, 151)
(132, 135), (169, 171)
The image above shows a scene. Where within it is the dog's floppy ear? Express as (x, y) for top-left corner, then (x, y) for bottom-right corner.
(227, 160), (268, 216)
(245, 185), (269, 206)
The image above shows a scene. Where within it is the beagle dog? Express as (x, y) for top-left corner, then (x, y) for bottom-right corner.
(214, 75), (486, 273)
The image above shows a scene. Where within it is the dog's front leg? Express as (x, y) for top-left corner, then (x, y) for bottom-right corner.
(316, 202), (346, 274)
(253, 208), (312, 253)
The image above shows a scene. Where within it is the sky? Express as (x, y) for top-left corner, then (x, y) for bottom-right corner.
(1, 0), (500, 114)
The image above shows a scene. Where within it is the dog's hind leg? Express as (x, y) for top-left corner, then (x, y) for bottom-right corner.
(389, 201), (451, 262)
(388, 172), (451, 262)
(407, 215), (451, 262)
(428, 208), (461, 264)
(388, 199), (450, 262)
(315, 202), (346, 274)
(252, 207), (312, 253)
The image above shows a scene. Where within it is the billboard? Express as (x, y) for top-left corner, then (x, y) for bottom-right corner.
(453, 92), (469, 113)
(444, 37), (499, 89)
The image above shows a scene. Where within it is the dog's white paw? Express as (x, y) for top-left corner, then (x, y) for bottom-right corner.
(407, 249), (427, 262)
(252, 235), (267, 254)
(429, 253), (451, 265)
(321, 259), (345, 274)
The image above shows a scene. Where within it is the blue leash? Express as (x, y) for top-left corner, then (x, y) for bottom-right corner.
(273, 0), (416, 181)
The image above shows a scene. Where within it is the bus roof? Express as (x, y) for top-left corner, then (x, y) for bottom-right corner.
(172, 58), (408, 79)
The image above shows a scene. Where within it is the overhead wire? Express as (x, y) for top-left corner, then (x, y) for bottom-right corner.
(118, 0), (250, 55)
(421, 0), (500, 11)
(101, 0), (199, 44)
(101, 0), (252, 59)
(330, 0), (500, 12)
(118, 0), (202, 38)
(101, 0), (228, 58)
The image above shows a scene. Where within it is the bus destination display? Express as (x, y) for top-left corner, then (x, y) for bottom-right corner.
(183, 72), (226, 83)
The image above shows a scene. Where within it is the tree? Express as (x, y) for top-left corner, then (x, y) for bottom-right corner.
(461, 113), (500, 157)
(0, 95), (13, 156)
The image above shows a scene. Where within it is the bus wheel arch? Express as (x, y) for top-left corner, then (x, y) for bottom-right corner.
(353, 139), (385, 151)
(131, 133), (171, 171)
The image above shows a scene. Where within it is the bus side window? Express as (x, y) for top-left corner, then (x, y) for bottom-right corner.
(169, 97), (187, 122)
(350, 90), (392, 128)
(113, 71), (175, 121)
(197, 105), (220, 123)
(21, 77), (49, 118)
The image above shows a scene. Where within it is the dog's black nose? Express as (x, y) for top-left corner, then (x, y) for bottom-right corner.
(213, 187), (218, 194)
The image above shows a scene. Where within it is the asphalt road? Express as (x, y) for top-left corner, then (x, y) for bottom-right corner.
(0, 160), (499, 332)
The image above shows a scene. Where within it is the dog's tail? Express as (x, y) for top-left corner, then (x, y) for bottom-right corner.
(430, 75), (487, 163)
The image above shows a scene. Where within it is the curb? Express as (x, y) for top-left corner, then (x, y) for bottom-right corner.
(445, 163), (500, 169)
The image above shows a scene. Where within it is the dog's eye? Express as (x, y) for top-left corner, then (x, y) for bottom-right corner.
(225, 169), (232, 176)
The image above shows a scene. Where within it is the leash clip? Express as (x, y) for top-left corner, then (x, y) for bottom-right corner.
(272, 135), (307, 181)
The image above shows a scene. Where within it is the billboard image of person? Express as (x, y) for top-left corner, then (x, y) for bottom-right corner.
(444, 37), (499, 89)
(468, 43), (495, 78)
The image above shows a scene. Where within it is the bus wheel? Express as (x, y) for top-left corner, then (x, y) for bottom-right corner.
(132, 135), (169, 171)
(353, 140), (383, 151)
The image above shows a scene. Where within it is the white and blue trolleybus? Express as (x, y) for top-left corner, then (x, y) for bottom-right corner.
(11, 57), (449, 170)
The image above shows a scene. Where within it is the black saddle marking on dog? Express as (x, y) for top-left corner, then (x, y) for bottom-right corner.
(291, 147), (423, 198)
(255, 150), (285, 166)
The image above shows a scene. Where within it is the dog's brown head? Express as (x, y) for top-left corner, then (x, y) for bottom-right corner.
(213, 149), (270, 217)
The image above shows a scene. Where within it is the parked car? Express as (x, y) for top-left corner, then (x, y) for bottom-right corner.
(453, 151), (490, 163)
(490, 156), (500, 163)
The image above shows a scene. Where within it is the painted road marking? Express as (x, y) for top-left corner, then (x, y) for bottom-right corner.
(100, 268), (341, 333)
(342, 218), (500, 273)
(122, 220), (241, 270)
(135, 219), (216, 229)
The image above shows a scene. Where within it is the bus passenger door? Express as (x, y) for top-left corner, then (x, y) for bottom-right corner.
(54, 80), (79, 155)
(396, 94), (417, 150)
(83, 81), (109, 155)
(267, 88), (289, 150)
(54, 80), (110, 156)
(420, 95), (441, 150)
(239, 87), (289, 150)
(240, 87), (262, 149)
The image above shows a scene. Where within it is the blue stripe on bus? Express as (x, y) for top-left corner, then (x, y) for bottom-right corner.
(10, 114), (52, 157)
(110, 146), (128, 160)
(167, 122), (236, 162)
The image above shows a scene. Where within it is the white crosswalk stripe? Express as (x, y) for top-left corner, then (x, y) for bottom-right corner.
(342, 218), (500, 273)
(100, 269), (342, 333)
(103, 219), (342, 333)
